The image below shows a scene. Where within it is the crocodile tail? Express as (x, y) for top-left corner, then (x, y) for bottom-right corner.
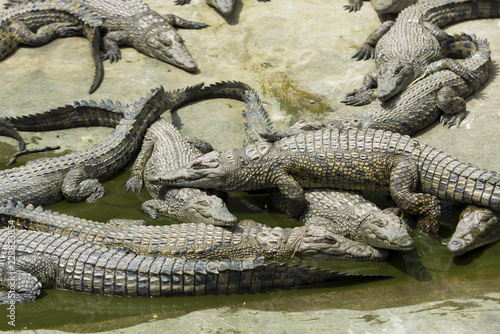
(425, 0), (500, 27)
(1, 100), (126, 133)
(128, 257), (389, 297)
(242, 89), (274, 146)
(418, 147), (500, 212)
(86, 25), (104, 94)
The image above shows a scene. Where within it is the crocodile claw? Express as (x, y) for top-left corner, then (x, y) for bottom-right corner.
(352, 44), (375, 61)
(341, 89), (374, 106)
(440, 112), (466, 129)
(343, 0), (362, 12)
(102, 51), (122, 63)
(123, 177), (143, 193)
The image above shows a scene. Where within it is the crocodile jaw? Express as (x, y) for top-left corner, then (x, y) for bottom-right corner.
(206, 0), (236, 16)
(448, 205), (500, 255)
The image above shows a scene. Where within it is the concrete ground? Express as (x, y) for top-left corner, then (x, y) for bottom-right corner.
(1, 0), (500, 333)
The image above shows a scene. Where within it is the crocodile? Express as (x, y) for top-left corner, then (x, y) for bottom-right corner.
(1, 0), (208, 93)
(0, 200), (389, 261)
(447, 205), (500, 255)
(242, 89), (414, 251)
(149, 128), (500, 238)
(326, 34), (491, 133)
(345, 0), (499, 105)
(344, 0), (418, 21)
(123, 116), (238, 226)
(0, 229), (390, 304)
(174, 0), (270, 17)
(0, 82), (255, 208)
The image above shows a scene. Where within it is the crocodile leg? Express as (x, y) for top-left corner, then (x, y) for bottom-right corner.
(389, 157), (441, 238)
(352, 20), (394, 60)
(421, 58), (480, 83)
(437, 86), (467, 128)
(165, 14), (209, 29)
(101, 31), (127, 63)
(61, 166), (105, 203)
(0, 255), (55, 304)
(123, 135), (155, 193)
(273, 172), (307, 218)
(342, 71), (378, 106)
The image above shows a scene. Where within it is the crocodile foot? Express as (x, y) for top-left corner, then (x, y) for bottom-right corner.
(440, 112), (466, 128)
(102, 50), (122, 63)
(352, 43), (375, 61)
(342, 89), (376, 106)
(343, 0), (363, 12)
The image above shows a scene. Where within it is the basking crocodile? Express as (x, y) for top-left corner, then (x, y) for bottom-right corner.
(120, 83), (257, 226)
(325, 34), (491, 133)
(447, 205), (500, 255)
(346, 0), (499, 105)
(0, 82), (254, 208)
(242, 90), (414, 250)
(269, 188), (414, 250)
(0, 200), (389, 261)
(1, 0), (208, 93)
(344, 0), (418, 21)
(123, 118), (238, 226)
(150, 128), (500, 238)
(175, 0), (270, 17)
(0, 229), (389, 304)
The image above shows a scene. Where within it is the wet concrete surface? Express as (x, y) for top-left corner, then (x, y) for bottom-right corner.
(1, 0), (500, 332)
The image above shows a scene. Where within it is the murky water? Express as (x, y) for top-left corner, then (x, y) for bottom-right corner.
(0, 143), (499, 332)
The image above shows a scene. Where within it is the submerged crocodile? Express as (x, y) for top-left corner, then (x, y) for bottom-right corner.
(0, 200), (389, 261)
(0, 229), (389, 304)
(242, 90), (414, 251)
(0, 82), (252, 208)
(346, 0), (499, 105)
(447, 205), (500, 255)
(175, 0), (270, 17)
(0, 0), (208, 93)
(150, 128), (500, 238)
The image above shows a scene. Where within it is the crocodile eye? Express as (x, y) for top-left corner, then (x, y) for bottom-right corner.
(195, 200), (210, 207)
(159, 38), (172, 47)
(191, 162), (205, 169)
(394, 66), (403, 75)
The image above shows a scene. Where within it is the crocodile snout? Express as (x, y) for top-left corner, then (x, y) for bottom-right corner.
(183, 60), (198, 72)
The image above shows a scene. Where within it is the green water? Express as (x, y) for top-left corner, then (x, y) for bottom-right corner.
(0, 141), (499, 333)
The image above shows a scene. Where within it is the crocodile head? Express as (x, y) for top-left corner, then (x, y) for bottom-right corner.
(183, 191), (238, 227)
(359, 210), (414, 251)
(290, 225), (389, 261)
(376, 59), (414, 101)
(206, 0), (237, 16)
(138, 29), (198, 72)
(448, 205), (500, 255)
(148, 151), (230, 189)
